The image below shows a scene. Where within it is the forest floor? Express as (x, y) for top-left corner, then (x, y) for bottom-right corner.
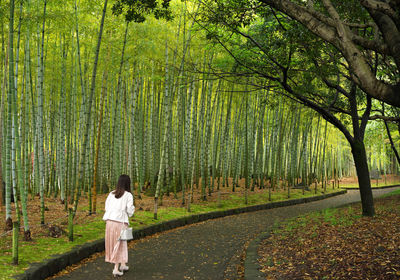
(0, 175), (355, 241)
(2, 173), (399, 242)
(257, 189), (400, 280)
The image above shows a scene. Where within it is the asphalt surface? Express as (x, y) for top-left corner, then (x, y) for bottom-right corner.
(52, 187), (400, 280)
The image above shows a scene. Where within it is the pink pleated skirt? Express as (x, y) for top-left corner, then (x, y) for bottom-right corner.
(105, 220), (128, 264)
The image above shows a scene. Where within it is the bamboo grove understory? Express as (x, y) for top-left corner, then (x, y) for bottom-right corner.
(0, 0), (398, 240)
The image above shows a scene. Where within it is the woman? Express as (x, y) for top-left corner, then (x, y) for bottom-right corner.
(103, 174), (135, 277)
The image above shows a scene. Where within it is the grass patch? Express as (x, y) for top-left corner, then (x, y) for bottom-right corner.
(382, 188), (400, 197)
(0, 228), (103, 280)
(274, 202), (366, 239)
(340, 180), (400, 189)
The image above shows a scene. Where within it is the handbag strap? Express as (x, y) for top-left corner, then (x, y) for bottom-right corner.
(111, 226), (126, 258)
(111, 238), (122, 260)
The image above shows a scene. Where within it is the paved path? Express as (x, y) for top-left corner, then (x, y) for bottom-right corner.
(53, 187), (399, 280)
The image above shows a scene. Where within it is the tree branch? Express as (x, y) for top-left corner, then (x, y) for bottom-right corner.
(368, 115), (400, 122)
(360, 95), (372, 136)
(257, 0), (400, 107)
(360, 0), (399, 22)
(351, 34), (390, 54)
(279, 80), (354, 143)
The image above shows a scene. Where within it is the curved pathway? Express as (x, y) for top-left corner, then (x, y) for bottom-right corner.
(53, 187), (399, 280)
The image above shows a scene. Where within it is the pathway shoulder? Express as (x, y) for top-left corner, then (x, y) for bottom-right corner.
(244, 231), (271, 279)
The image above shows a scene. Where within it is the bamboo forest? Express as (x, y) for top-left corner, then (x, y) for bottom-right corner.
(1, 0), (400, 279)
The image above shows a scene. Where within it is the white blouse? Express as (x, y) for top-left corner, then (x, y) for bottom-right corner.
(102, 191), (135, 224)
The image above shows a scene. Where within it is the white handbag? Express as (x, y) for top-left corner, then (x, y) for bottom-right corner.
(112, 227), (133, 259)
(119, 227), (133, 241)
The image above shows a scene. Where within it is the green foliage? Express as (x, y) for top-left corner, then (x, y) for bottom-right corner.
(112, 0), (173, 22)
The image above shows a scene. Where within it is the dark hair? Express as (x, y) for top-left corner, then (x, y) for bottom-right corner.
(113, 174), (131, 199)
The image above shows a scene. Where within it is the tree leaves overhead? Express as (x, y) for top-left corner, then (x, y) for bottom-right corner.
(112, 0), (173, 22)
(200, 0), (260, 28)
(199, 0), (400, 107)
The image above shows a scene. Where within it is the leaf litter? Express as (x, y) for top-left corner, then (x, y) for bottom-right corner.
(258, 194), (400, 279)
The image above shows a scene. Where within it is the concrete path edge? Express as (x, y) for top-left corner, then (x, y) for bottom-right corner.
(13, 190), (347, 280)
(244, 231), (271, 279)
(343, 184), (400, 190)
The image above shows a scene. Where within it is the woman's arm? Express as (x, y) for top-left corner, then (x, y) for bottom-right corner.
(105, 193), (111, 211)
(126, 193), (135, 217)
(102, 193), (112, 221)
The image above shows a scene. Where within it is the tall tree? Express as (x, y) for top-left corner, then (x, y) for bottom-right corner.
(196, 1), (379, 215)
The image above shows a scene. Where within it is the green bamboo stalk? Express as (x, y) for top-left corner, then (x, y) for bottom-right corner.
(231, 99), (243, 192)
(155, 41), (170, 219)
(0, 5), (4, 192)
(22, 31), (32, 240)
(0, 20), (5, 211)
(244, 93), (249, 204)
(138, 78), (146, 197)
(91, 69), (107, 214)
(11, 2), (25, 229)
(5, 0), (16, 230)
(12, 221), (19, 265)
(36, 0), (47, 225)
(203, 81), (214, 196)
(184, 81), (193, 189)
(73, 0), (108, 216)
(321, 119), (328, 193)
(198, 72), (207, 200)
(210, 86), (221, 193)
(254, 93), (266, 190)
(131, 78), (140, 196)
(221, 91), (233, 188)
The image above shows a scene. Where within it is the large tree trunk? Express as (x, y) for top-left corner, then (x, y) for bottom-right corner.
(351, 139), (375, 217)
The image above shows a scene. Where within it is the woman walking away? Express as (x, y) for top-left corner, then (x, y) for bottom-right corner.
(103, 174), (135, 277)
